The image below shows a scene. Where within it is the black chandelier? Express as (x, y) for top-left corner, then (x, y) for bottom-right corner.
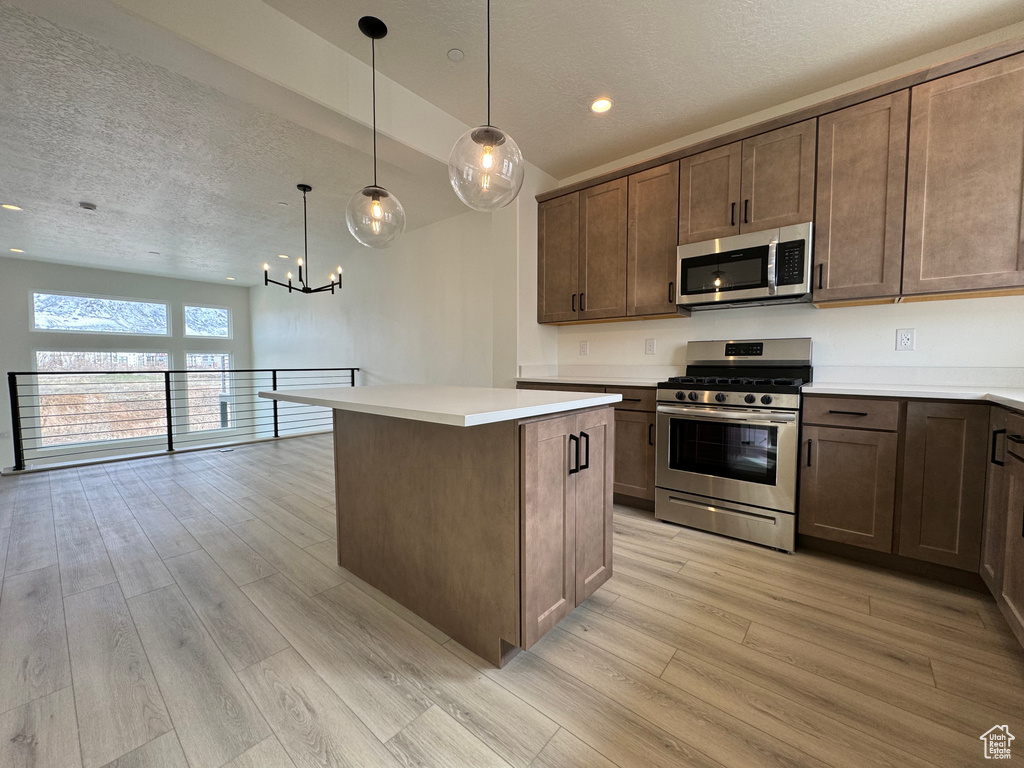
(264, 184), (342, 294)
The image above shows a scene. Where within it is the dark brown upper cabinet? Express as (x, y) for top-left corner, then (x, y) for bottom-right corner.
(898, 401), (989, 571)
(740, 119), (817, 232)
(537, 193), (580, 323)
(628, 162), (680, 315)
(579, 179), (628, 320)
(678, 143), (741, 244)
(814, 92), (909, 303)
(903, 52), (1024, 296)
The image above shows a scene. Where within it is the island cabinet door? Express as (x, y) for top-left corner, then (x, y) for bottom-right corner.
(520, 414), (577, 649)
(981, 408), (1010, 594)
(898, 401), (989, 570)
(1002, 453), (1024, 646)
(574, 408), (614, 604)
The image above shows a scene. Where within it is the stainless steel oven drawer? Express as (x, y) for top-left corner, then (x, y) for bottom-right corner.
(655, 487), (795, 552)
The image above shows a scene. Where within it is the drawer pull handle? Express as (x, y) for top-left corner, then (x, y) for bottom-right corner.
(828, 410), (868, 417)
(1008, 434), (1024, 444)
(992, 428), (1007, 466)
(620, 398), (642, 402)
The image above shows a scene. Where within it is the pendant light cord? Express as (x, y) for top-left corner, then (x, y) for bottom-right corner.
(372, 38), (378, 187)
(486, 0), (491, 127)
(302, 187), (309, 288)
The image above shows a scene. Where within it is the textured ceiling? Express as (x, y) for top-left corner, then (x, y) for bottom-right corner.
(264, 0), (1024, 178)
(0, 3), (468, 285)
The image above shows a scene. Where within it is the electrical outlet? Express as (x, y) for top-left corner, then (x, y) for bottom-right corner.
(645, 338), (656, 355)
(896, 328), (915, 351)
(580, 341), (589, 356)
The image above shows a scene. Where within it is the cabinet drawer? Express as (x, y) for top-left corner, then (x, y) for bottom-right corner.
(605, 387), (656, 412)
(1008, 411), (1024, 461)
(802, 396), (899, 431)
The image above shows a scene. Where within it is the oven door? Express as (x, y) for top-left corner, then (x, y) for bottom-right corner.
(656, 404), (798, 513)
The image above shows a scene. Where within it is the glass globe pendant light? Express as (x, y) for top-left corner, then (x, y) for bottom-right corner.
(346, 16), (405, 248)
(448, 0), (525, 211)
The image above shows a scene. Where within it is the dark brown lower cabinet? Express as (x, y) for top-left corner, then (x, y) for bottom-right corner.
(981, 408), (1011, 592)
(1002, 452), (1024, 645)
(898, 402), (988, 570)
(612, 409), (656, 501)
(520, 408), (613, 649)
(798, 425), (898, 551)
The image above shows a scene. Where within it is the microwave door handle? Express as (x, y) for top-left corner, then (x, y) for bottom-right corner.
(767, 238), (778, 296)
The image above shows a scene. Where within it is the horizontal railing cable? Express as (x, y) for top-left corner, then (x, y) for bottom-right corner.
(6, 367), (356, 471)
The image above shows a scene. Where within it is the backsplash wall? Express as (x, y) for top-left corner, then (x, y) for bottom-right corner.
(550, 294), (1024, 386)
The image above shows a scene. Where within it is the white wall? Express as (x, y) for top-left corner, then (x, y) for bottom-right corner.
(0, 256), (253, 469)
(554, 297), (1024, 386)
(251, 210), (496, 387)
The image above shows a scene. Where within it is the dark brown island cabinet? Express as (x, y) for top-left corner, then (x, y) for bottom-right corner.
(518, 382), (657, 506)
(537, 47), (1024, 321)
(800, 395), (1024, 650)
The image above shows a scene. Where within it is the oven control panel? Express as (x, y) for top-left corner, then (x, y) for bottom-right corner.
(659, 389), (801, 411)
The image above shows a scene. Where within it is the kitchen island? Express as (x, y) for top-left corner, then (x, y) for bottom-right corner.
(258, 384), (620, 666)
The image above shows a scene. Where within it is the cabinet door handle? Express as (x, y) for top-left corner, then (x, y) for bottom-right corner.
(1008, 434), (1024, 444)
(668, 281), (674, 303)
(730, 202), (736, 227)
(992, 428), (1007, 467)
(571, 293), (576, 312)
(828, 410), (868, 417)
(807, 438), (813, 467)
(743, 199), (750, 224)
(568, 434), (580, 475)
(648, 423), (654, 446)
(579, 431), (590, 471)
(621, 398), (642, 402)
(818, 264), (824, 290)
(580, 293), (586, 311)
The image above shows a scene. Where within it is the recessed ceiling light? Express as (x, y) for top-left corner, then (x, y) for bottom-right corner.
(225, 277), (235, 281)
(591, 98), (612, 113)
(277, 202), (289, 207)
(10, 248), (25, 253)
(278, 254), (289, 259)
(79, 201), (97, 211)
(1, 204), (22, 211)
(447, 48), (464, 62)
(148, 251), (160, 256)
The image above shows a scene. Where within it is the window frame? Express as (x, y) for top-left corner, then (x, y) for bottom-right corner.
(182, 303), (233, 340)
(29, 289), (171, 337)
(27, 347), (173, 452)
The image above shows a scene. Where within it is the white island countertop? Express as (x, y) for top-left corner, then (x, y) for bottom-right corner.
(258, 384), (622, 427)
(803, 382), (1024, 411)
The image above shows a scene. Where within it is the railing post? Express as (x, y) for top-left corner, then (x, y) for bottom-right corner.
(350, 369), (356, 387)
(164, 371), (174, 452)
(7, 372), (26, 472)
(272, 370), (279, 438)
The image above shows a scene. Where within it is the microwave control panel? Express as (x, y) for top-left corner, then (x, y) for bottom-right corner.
(776, 240), (806, 286)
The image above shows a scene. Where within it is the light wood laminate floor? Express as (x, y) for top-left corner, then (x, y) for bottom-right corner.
(1, 434), (1022, 767)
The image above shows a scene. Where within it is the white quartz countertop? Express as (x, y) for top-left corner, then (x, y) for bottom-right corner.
(258, 384), (622, 427)
(803, 382), (1024, 411)
(516, 376), (663, 388)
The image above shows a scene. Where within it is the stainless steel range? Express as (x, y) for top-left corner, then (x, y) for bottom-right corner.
(655, 338), (812, 552)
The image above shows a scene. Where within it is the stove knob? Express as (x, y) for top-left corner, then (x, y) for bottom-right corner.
(688, 391), (700, 401)
(761, 395), (773, 405)
(715, 393), (727, 403)
(744, 394), (756, 404)
(675, 391), (686, 400)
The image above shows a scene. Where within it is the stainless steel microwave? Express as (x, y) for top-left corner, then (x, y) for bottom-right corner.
(676, 222), (813, 310)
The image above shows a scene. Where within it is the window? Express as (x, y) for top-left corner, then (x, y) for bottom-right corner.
(32, 292), (169, 335)
(33, 351), (169, 447)
(185, 352), (233, 432)
(184, 305), (231, 338)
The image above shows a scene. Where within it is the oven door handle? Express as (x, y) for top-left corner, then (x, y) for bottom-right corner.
(657, 405), (796, 424)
